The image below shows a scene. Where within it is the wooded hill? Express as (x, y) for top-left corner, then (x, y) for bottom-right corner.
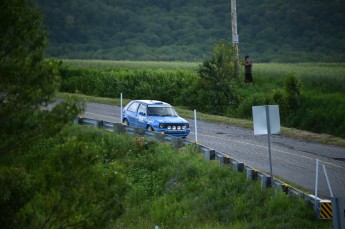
(37, 0), (345, 62)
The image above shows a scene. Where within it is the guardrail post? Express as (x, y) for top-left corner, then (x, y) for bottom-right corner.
(205, 149), (216, 161)
(260, 174), (272, 189)
(171, 137), (183, 149)
(246, 168), (258, 180)
(281, 184), (289, 195)
(114, 123), (125, 133)
(153, 132), (165, 142)
(232, 162), (244, 172)
(134, 127), (145, 135)
(74, 117), (82, 125)
(224, 156), (231, 165)
(319, 200), (332, 220)
(216, 154), (225, 166)
(96, 120), (103, 128)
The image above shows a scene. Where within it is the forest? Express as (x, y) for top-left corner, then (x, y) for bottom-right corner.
(37, 0), (345, 62)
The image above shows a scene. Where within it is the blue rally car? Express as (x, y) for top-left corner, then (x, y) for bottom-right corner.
(122, 100), (190, 138)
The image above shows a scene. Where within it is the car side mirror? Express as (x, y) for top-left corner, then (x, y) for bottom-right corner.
(139, 112), (146, 116)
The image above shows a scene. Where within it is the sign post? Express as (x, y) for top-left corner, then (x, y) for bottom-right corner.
(314, 158), (319, 212)
(120, 93), (123, 123)
(194, 109), (198, 144)
(252, 105), (281, 197)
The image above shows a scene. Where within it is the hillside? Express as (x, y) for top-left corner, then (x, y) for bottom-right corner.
(37, 0), (345, 62)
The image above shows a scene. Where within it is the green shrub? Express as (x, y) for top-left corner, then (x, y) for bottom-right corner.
(289, 93), (345, 138)
(59, 66), (198, 107)
(284, 73), (303, 111)
(0, 126), (130, 228)
(236, 92), (273, 118)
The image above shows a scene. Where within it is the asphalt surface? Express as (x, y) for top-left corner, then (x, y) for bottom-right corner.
(83, 102), (345, 204)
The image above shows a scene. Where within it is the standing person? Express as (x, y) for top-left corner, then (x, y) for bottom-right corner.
(244, 55), (253, 83)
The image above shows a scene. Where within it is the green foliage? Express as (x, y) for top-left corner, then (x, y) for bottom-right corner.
(36, 0), (345, 62)
(1, 123), (330, 228)
(236, 73), (303, 119)
(0, 167), (31, 229)
(284, 73), (303, 110)
(0, 0), (83, 155)
(0, 126), (130, 228)
(59, 65), (199, 108)
(60, 60), (345, 138)
(111, 136), (329, 228)
(195, 40), (240, 113)
(236, 92), (273, 119)
(286, 92), (345, 138)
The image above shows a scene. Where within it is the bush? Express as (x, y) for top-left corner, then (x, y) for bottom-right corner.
(236, 92), (274, 118)
(284, 73), (303, 111)
(0, 126), (130, 228)
(59, 66), (198, 106)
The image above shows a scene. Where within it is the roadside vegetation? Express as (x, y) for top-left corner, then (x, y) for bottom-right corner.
(1, 125), (331, 228)
(59, 57), (345, 140)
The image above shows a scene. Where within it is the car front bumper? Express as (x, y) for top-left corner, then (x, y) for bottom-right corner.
(156, 128), (190, 138)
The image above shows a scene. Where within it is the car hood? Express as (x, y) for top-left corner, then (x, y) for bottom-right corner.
(149, 116), (188, 124)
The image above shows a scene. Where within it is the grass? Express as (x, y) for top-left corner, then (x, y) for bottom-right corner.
(57, 92), (345, 147)
(85, 129), (329, 228)
(62, 60), (345, 88)
(2, 116), (330, 227)
(251, 63), (345, 93)
(62, 59), (199, 71)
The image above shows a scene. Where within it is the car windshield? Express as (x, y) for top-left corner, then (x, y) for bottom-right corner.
(147, 107), (177, 117)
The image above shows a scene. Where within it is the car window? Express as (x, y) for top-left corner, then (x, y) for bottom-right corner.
(127, 101), (139, 112)
(147, 107), (177, 116)
(137, 103), (147, 115)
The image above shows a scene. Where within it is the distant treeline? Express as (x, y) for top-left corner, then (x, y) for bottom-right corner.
(37, 0), (345, 62)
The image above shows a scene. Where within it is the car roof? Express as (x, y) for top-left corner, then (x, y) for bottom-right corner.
(134, 100), (171, 106)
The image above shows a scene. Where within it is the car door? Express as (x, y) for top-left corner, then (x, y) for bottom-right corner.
(125, 101), (140, 127)
(136, 103), (148, 129)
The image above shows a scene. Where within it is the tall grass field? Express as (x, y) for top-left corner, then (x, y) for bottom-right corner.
(61, 60), (345, 139)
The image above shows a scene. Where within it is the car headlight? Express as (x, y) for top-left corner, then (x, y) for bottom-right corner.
(167, 126), (171, 130)
(159, 124), (164, 128)
(182, 125), (187, 130)
(172, 126), (176, 130)
(177, 126), (181, 130)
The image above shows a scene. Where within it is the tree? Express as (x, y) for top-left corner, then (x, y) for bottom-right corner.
(0, 0), (82, 155)
(196, 40), (240, 113)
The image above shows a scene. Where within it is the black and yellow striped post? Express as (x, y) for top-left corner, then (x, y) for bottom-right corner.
(319, 200), (332, 219)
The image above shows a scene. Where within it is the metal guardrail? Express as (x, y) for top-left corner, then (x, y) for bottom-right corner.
(74, 117), (325, 208)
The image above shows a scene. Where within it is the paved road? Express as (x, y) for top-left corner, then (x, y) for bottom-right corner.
(83, 102), (345, 204)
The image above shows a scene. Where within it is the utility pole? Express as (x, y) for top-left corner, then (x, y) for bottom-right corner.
(231, 0), (240, 79)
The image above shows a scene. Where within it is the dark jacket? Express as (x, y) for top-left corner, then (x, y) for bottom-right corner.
(244, 59), (252, 74)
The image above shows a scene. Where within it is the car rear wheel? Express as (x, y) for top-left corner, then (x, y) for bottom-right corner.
(123, 119), (129, 126)
(147, 125), (154, 131)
